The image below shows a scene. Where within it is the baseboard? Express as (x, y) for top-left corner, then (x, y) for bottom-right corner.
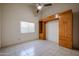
(0, 39), (38, 49)
(72, 47), (79, 50)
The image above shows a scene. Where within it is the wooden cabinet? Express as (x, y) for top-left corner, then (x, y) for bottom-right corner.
(39, 21), (43, 33)
(59, 10), (73, 48)
(39, 10), (73, 49)
(39, 21), (46, 40)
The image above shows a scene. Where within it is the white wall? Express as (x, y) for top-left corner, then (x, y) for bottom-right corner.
(73, 12), (79, 49)
(2, 4), (39, 47)
(42, 3), (79, 49)
(46, 20), (59, 43)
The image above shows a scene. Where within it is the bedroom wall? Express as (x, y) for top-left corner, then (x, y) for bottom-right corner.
(1, 4), (39, 47)
(41, 3), (79, 49)
(0, 5), (2, 48)
(73, 12), (79, 49)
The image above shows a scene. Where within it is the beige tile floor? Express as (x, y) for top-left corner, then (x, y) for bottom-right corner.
(0, 40), (79, 56)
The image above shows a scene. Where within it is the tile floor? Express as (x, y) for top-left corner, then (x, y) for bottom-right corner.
(0, 40), (79, 56)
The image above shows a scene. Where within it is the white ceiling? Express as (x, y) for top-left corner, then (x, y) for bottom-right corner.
(41, 3), (79, 18)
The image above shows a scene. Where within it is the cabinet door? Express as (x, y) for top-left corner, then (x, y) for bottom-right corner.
(39, 21), (46, 40)
(59, 10), (73, 48)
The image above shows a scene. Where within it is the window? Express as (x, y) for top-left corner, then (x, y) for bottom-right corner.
(20, 21), (35, 33)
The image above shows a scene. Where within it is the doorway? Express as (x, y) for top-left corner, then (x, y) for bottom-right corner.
(46, 20), (59, 43)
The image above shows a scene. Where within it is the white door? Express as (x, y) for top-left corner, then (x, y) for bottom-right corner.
(46, 20), (59, 43)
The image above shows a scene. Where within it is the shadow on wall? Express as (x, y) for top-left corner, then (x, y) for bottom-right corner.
(73, 12), (79, 49)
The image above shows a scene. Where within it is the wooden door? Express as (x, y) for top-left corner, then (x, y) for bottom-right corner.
(39, 21), (46, 40)
(59, 10), (73, 48)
